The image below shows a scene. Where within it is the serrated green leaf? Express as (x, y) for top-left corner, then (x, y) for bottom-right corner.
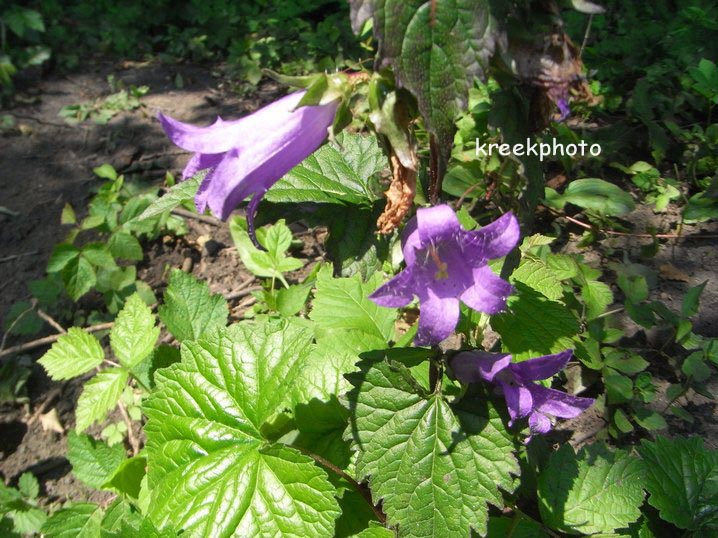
(67, 431), (126, 489)
(9, 506), (46, 534)
(613, 408), (634, 433)
(47, 244), (80, 273)
(110, 293), (159, 368)
(158, 270), (228, 342)
(310, 269), (395, 342)
(76, 368), (128, 432)
(133, 175), (203, 222)
(346, 359), (517, 537)
(581, 280), (613, 319)
(545, 254), (579, 280)
(372, 0), (501, 181)
(38, 328), (105, 380)
(82, 243), (118, 269)
(324, 205), (391, 279)
(61, 255), (96, 301)
(108, 232), (143, 261)
(605, 371), (633, 404)
(143, 321), (339, 536)
(538, 443), (645, 535)
(42, 504), (104, 538)
(639, 436), (718, 531)
(17, 473), (38, 500)
(265, 132), (385, 205)
(492, 283), (579, 361)
(511, 259), (563, 301)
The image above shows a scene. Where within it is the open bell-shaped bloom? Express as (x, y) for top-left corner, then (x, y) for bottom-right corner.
(451, 349), (594, 437)
(369, 205), (520, 346)
(158, 91), (338, 243)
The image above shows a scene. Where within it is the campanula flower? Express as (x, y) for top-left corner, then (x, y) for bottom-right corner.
(369, 205), (519, 346)
(451, 349), (594, 436)
(159, 91), (338, 244)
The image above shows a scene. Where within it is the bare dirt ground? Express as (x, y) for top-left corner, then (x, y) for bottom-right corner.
(0, 59), (716, 508)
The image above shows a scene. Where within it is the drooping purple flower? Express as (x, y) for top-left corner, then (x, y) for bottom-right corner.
(158, 91), (338, 244)
(369, 205), (520, 346)
(451, 349), (594, 436)
(556, 98), (571, 121)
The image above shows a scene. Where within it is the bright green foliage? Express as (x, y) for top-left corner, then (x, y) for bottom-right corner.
(110, 293), (160, 368)
(75, 368), (129, 432)
(311, 267), (396, 343)
(538, 443), (645, 535)
(265, 132), (384, 205)
(38, 328), (105, 380)
(42, 504), (104, 538)
(0, 474), (46, 535)
(143, 321), (340, 536)
(346, 359), (517, 537)
(230, 218), (304, 286)
(158, 270), (228, 342)
(492, 283), (579, 361)
(67, 431), (126, 489)
(107, 231), (143, 261)
(639, 436), (718, 531)
(369, 0), (501, 180)
(105, 456), (147, 499)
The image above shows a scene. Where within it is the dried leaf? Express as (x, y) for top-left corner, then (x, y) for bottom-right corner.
(376, 154), (417, 234)
(659, 264), (690, 282)
(39, 408), (64, 434)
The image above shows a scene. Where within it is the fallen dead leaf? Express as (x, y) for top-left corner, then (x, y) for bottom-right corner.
(39, 408), (64, 434)
(659, 263), (690, 282)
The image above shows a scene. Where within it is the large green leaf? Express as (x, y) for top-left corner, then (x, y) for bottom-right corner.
(346, 359), (517, 537)
(144, 321), (340, 536)
(132, 174), (203, 223)
(158, 270), (228, 342)
(110, 293), (160, 368)
(538, 443), (645, 535)
(492, 283), (580, 361)
(67, 431), (126, 489)
(638, 436), (718, 531)
(548, 179), (636, 217)
(310, 268), (396, 343)
(372, 0), (501, 181)
(265, 132), (385, 205)
(38, 328), (105, 380)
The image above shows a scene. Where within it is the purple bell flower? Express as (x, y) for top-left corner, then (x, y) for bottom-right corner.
(369, 205), (520, 346)
(451, 349), (594, 437)
(158, 91), (338, 244)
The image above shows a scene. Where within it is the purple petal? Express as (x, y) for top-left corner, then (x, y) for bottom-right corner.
(369, 267), (417, 308)
(509, 349), (573, 383)
(182, 152), (224, 180)
(501, 381), (533, 423)
(451, 351), (512, 383)
(529, 384), (594, 419)
(462, 212), (520, 264)
(414, 292), (460, 346)
(401, 216), (420, 266)
(158, 92), (307, 154)
(203, 99), (339, 219)
(528, 411), (553, 434)
(416, 204), (462, 245)
(556, 98), (571, 122)
(460, 265), (512, 314)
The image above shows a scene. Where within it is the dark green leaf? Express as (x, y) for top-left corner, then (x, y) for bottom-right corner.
(639, 436), (718, 530)
(560, 179), (636, 216)
(133, 175), (203, 223)
(538, 443), (645, 534)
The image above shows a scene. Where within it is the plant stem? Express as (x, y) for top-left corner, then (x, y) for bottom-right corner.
(294, 446), (386, 525)
(118, 400), (140, 456)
